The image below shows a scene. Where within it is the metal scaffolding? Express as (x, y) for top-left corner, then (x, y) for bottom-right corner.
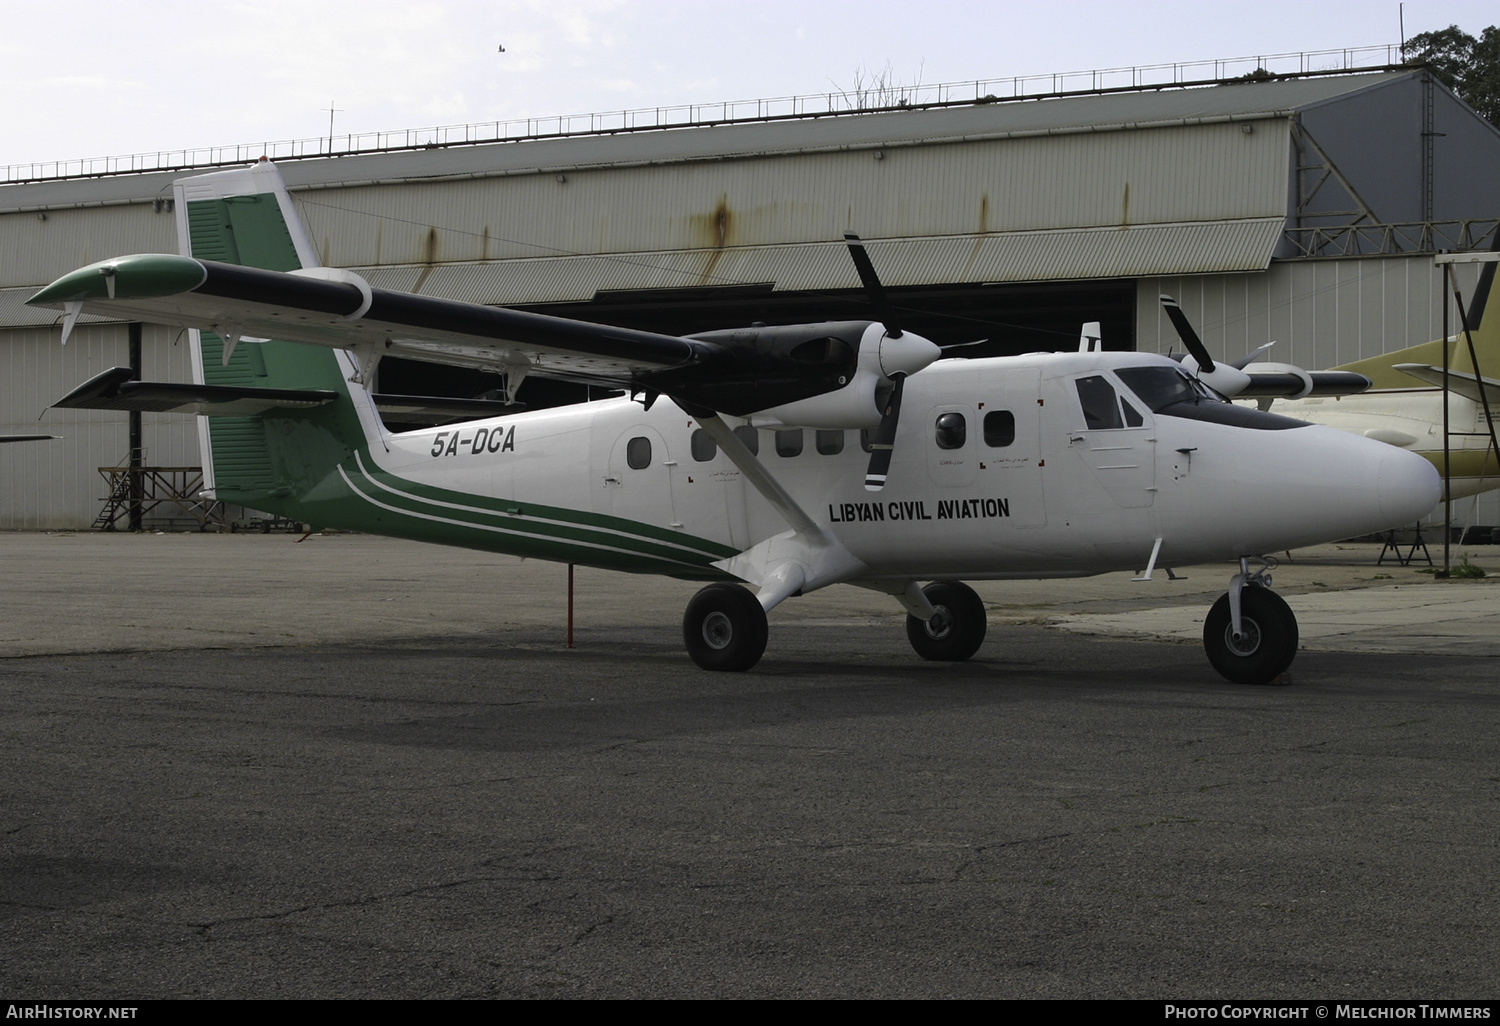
(93, 461), (225, 532)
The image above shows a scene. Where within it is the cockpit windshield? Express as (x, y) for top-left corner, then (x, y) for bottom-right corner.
(1115, 366), (1213, 412)
(1113, 364), (1310, 431)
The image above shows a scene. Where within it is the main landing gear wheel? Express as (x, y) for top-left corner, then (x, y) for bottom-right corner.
(1203, 587), (1298, 685)
(683, 583), (768, 672)
(905, 580), (987, 662)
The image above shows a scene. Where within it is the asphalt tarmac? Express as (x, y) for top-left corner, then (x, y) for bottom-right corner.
(1, 533), (1497, 999)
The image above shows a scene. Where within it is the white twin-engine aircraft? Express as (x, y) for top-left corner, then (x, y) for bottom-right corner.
(31, 161), (1441, 685)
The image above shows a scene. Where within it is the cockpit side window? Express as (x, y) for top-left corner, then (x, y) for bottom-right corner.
(1075, 375), (1123, 430)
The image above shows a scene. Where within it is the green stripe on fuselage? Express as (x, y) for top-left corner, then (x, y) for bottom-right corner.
(341, 455), (734, 566)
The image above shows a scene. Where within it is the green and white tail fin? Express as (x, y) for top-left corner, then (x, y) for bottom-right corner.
(174, 158), (321, 273)
(174, 160), (377, 512)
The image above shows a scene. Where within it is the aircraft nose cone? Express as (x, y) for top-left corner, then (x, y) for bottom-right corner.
(879, 330), (941, 379)
(1377, 446), (1442, 522)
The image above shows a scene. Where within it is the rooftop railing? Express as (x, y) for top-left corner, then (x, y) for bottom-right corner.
(3, 44), (1404, 186)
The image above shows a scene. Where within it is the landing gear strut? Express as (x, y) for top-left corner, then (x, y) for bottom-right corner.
(905, 580), (988, 661)
(683, 583), (768, 671)
(1203, 558), (1298, 685)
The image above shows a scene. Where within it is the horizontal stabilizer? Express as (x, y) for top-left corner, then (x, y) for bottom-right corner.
(51, 366), (521, 425)
(52, 367), (337, 415)
(369, 393), (523, 424)
(1393, 363), (1500, 405)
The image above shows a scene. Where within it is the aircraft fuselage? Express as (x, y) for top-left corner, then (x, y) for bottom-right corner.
(329, 351), (1440, 583)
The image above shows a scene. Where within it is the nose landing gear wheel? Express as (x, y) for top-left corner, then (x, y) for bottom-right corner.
(905, 580), (987, 661)
(1203, 587), (1298, 685)
(683, 583), (768, 671)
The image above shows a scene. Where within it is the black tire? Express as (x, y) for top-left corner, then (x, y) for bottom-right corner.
(1203, 587), (1298, 685)
(683, 583), (768, 672)
(905, 580), (987, 661)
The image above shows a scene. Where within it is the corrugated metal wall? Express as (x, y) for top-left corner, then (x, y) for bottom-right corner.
(0, 204), (174, 292)
(1137, 256), (1484, 368)
(299, 121), (1289, 273)
(355, 218), (1287, 304)
(0, 323), (197, 530)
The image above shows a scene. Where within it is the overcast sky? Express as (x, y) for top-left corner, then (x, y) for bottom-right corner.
(2, 0), (1495, 169)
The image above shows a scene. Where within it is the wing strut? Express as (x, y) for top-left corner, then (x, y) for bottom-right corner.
(694, 414), (866, 611)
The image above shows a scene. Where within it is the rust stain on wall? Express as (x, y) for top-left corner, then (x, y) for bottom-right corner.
(412, 227), (440, 293)
(690, 196), (732, 285)
(961, 194), (993, 279)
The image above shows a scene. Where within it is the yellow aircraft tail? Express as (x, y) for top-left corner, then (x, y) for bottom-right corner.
(1336, 260), (1499, 388)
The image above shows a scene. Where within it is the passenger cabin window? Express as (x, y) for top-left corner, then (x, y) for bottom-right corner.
(935, 412), (967, 450)
(816, 430), (844, 455)
(775, 429), (803, 457)
(626, 436), (652, 470)
(983, 410), (1015, 448)
(690, 429), (716, 462)
(733, 425), (759, 456)
(1075, 375), (1124, 430)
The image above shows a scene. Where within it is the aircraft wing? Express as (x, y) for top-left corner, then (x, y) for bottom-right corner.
(28, 254), (723, 390)
(1393, 363), (1500, 406)
(1237, 369), (1372, 399)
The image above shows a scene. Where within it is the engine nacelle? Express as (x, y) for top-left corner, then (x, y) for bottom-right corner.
(1243, 361), (1315, 400)
(748, 323), (940, 429)
(749, 366), (883, 430)
(1181, 354), (1252, 398)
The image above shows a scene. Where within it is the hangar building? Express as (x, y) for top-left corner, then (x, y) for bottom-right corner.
(2, 60), (1498, 529)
